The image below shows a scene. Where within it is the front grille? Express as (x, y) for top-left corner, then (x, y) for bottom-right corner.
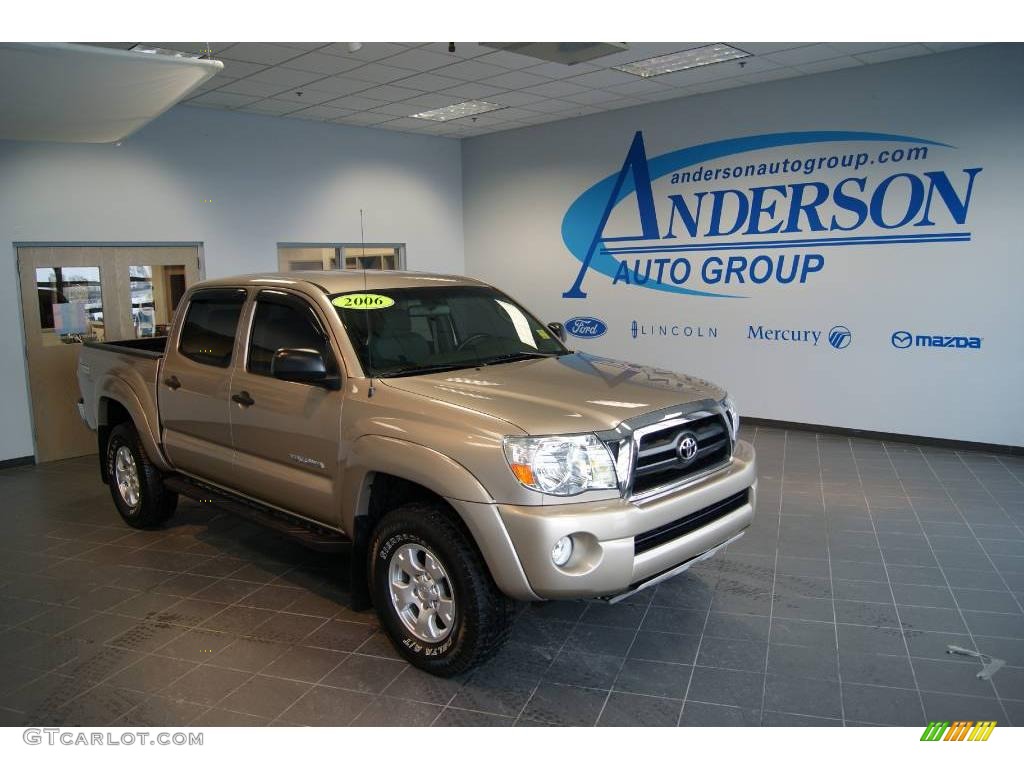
(634, 489), (749, 555)
(630, 414), (731, 497)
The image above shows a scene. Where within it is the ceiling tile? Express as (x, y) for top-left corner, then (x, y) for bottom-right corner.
(605, 78), (673, 96)
(333, 113), (396, 125)
(218, 79), (285, 98)
(520, 60), (601, 79)
(345, 63), (418, 84)
(323, 95), (388, 111)
(353, 84), (425, 102)
(438, 82), (505, 99)
(726, 42), (807, 55)
(480, 70), (551, 89)
(287, 105), (354, 120)
(565, 69), (640, 88)
(765, 43), (846, 65)
(738, 67), (804, 84)
(248, 67), (323, 88)
(521, 80), (592, 98)
(522, 98), (580, 114)
(403, 93), (465, 108)
(193, 74), (237, 93)
(488, 90), (548, 107)
(215, 59), (269, 79)
(856, 44), (933, 64)
(219, 42), (304, 65)
(795, 56), (863, 74)
(564, 89), (630, 105)
(829, 42), (915, 55)
(187, 91), (261, 108)
(430, 60), (510, 82)
(276, 42), (328, 51)
(392, 72), (464, 92)
(319, 42), (408, 61)
(272, 88), (342, 105)
(472, 50), (545, 69)
(370, 102), (421, 117)
(284, 51), (365, 75)
(238, 98), (303, 115)
(376, 117), (429, 132)
(144, 42), (233, 54)
(923, 43), (979, 53)
(380, 47), (460, 71)
(312, 75), (377, 96)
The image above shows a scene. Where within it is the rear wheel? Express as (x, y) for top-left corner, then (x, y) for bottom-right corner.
(369, 502), (513, 677)
(106, 422), (177, 529)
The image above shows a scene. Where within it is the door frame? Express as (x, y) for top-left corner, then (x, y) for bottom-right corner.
(12, 241), (206, 462)
(277, 242), (406, 271)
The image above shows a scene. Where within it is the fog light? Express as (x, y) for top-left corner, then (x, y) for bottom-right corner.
(551, 536), (573, 567)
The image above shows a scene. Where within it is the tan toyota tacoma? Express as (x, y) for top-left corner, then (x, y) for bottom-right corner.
(77, 271), (756, 676)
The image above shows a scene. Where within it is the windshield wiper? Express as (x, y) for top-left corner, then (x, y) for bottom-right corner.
(480, 351), (563, 366)
(380, 362), (477, 378)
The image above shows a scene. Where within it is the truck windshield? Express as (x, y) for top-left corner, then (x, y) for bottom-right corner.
(330, 285), (568, 378)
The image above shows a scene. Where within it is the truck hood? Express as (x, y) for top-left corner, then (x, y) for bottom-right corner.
(380, 352), (725, 435)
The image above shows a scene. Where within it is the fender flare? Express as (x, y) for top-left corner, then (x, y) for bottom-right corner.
(342, 434), (537, 601)
(96, 376), (171, 473)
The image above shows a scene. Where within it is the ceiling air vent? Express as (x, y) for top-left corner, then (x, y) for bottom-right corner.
(479, 42), (629, 66)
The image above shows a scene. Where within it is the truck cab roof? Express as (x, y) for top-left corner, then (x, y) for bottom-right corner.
(195, 270), (488, 295)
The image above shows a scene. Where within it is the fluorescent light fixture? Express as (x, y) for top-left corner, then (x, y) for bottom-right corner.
(130, 44), (206, 60)
(410, 100), (505, 121)
(614, 44), (750, 77)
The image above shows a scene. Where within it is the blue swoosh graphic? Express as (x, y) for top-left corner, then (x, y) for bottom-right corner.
(561, 131), (951, 299)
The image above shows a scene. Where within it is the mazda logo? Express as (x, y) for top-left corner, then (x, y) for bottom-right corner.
(891, 330), (913, 349)
(677, 433), (699, 463)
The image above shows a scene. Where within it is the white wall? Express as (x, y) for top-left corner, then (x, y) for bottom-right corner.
(0, 105), (464, 461)
(462, 44), (1024, 447)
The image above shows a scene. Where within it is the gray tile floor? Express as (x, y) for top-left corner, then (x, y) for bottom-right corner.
(1, 426), (1022, 726)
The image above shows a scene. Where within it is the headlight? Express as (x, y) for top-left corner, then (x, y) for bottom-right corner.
(721, 396), (739, 439)
(503, 434), (617, 496)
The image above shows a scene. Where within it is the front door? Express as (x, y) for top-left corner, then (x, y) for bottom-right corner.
(228, 289), (344, 526)
(17, 245), (200, 462)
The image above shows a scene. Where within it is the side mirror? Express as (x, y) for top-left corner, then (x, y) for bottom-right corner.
(271, 348), (338, 388)
(546, 322), (567, 342)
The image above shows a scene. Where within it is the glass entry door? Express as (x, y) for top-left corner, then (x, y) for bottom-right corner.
(17, 245), (201, 462)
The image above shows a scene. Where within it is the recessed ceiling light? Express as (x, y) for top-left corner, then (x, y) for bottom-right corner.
(410, 101), (505, 121)
(614, 44), (750, 77)
(129, 44), (205, 60)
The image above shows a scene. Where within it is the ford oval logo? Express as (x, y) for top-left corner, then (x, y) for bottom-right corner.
(565, 316), (607, 339)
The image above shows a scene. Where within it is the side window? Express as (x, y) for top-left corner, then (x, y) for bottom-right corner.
(178, 289), (246, 367)
(248, 293), (334, 378)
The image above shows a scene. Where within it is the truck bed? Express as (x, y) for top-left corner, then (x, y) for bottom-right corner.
(78, 337), (166, 435)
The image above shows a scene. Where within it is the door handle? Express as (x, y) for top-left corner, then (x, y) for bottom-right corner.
(163, 375), (181, 390)
(232, 391), (255, 407)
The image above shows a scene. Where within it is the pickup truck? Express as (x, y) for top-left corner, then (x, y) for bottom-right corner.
(77, 271), (756, 676)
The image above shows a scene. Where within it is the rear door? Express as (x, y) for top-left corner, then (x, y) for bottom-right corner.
(227, 289), (344, 526)
(159, 287), (247, 487)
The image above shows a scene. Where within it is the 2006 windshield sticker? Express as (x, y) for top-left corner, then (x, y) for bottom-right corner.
(332, 293), (395, 309)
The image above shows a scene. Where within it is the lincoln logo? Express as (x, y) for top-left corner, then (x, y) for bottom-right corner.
(678, 433), (699, 463)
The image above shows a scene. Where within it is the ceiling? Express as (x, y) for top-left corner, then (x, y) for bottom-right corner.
(87, 42), (978, 138)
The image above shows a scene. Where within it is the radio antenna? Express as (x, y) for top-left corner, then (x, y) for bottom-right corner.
(361, 208), (375, 398)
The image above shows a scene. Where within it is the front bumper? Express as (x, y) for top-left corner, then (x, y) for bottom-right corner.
(492, 439), (756, 600)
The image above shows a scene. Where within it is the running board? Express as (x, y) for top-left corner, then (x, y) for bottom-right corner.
(164, 475), (352, 553)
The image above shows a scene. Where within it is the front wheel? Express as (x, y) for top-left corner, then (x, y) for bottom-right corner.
(369, 502), (513, 677)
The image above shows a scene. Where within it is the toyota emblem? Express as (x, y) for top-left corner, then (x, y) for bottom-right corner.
(677, 433), (699, 463)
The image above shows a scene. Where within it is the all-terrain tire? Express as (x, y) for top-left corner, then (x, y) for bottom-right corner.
(105, 422), (177, 529)
(369, 502), (514, 677)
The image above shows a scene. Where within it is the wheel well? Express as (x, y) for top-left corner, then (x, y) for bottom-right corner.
(350, 472), (481, 611)
(97, 398), (132, 481)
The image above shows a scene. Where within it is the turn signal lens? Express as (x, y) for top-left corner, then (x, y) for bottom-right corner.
(510, 463), (536, 486)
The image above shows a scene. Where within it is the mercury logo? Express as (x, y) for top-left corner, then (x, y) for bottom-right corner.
(828, 325), (852, 349)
